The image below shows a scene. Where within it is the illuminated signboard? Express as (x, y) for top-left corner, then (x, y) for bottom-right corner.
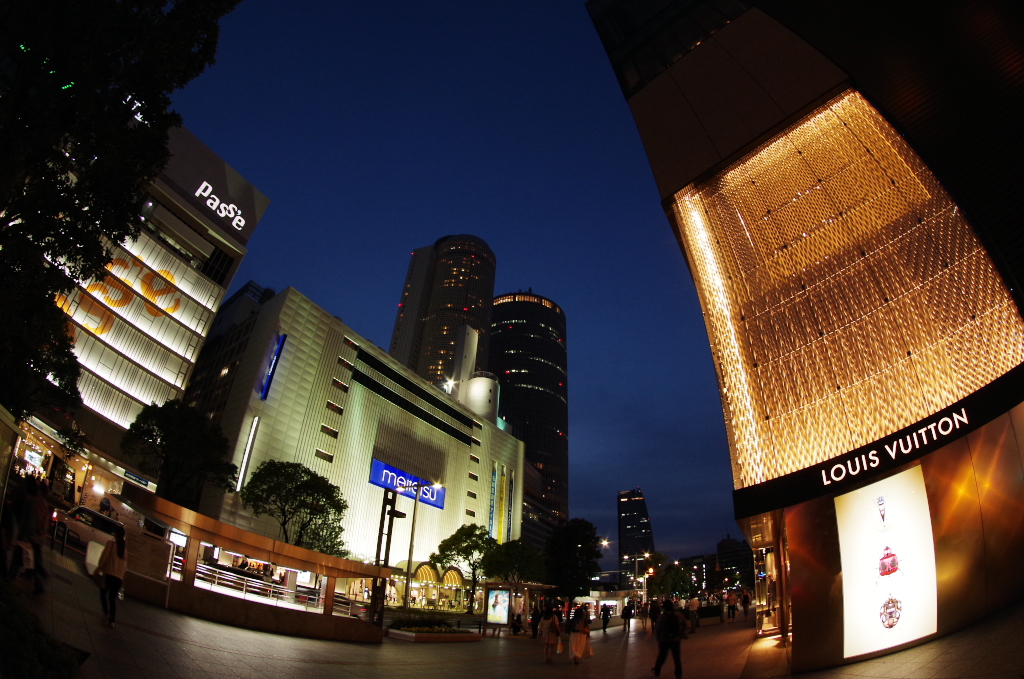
(835, 466), (937, 658)
(368, 459), (445, 509)
(260, 334), (286, 401)
(487, 589), (511, 625)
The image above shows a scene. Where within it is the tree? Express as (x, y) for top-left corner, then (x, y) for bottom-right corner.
(120, 400), (236, 507)
(430, 524), (496, 613)
(0, 0), (240, 417)
(646, 553), (689, 598)
(543, 518), (602, 601)
(240, 460), (350, 558)
(481, 539), (545, 596)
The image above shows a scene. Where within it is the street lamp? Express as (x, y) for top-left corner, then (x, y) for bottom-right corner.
(402, 480), (443, 610)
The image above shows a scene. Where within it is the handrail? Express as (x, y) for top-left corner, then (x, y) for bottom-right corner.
(194, 563), (324, 612)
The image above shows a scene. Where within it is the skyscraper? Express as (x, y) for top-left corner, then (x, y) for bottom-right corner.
(589, 0), (1024, 670)
(489, 291), (569, 547)
(617, 487), (655, 587)
(389, 235), (496, 386)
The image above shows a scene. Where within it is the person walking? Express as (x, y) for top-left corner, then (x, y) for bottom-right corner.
(9, 477), (49, 594)
(600, 603), (612, 632)
(742, 589), (751, 621)
(538, 606), (562, 664)
(639, 601), (650, 630)
(652, 599), (687, 678)
(726, 590), (738, 623)
(96, 527), (128, 627)
(647, 599), (662, 638)
(622, 601), (634, 632)
(686, 596), (700, 633)
(531, 605), (541, 639)
(569, 605), (593, 665)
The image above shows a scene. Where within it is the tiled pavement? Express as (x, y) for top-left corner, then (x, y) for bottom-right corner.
(13, 546), (1024, 679)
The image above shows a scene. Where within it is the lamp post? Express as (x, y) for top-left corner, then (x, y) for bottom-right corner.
(402, 480), (442, 610)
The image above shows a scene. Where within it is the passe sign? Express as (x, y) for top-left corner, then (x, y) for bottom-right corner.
(368, 459), (445, 509)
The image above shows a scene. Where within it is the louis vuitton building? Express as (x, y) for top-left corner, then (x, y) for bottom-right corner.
(588, 0), (1024, 670)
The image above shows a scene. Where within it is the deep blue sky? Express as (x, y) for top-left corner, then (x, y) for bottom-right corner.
(172, 0), (737, 565)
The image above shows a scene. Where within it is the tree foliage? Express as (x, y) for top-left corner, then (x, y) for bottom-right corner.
(240, 460), (350, 558)
(481, 539), (544, 593)
(543, 518), (603, 601)
(430, 524), (496, 613)
(0, 0), (240, 417)
(120, 400), (235, 508)
(646, 553), (690, 598)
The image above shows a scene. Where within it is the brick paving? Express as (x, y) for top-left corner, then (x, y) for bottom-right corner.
(12, 546), (1024, 679)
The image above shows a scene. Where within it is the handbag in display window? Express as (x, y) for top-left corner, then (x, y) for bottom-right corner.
(878, 547), (899, 577)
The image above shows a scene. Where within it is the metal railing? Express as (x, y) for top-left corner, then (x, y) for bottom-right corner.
(194, 563), (324, 612)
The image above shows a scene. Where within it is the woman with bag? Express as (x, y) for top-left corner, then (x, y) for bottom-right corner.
(538, 606), (562, 664)
(570, 605), (594, 665)
(96, 527), (128, 628)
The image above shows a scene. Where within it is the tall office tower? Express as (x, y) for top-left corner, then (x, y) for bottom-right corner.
(185, 283), (524, 586)
(588, 0), (1024, 670)
(389, 235), (497, 386)
(39, 126), (267, 497)
(489, 291), (569, 548)
(617, 487), (655, 587)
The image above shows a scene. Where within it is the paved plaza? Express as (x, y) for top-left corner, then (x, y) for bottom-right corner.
(12, 547), (1024, 679)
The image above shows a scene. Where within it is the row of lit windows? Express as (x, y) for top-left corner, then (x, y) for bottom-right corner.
(493, 294), (562, 314)
(120, 229), (224, 310)
(507, 383), (567, 404)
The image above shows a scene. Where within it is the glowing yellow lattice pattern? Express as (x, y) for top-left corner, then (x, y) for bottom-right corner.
(673, 90), (1024, 489)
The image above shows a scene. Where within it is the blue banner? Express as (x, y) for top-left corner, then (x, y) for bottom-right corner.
(368, 459), (445, 509)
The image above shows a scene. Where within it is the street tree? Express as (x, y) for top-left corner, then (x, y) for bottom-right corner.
(120, 400), (236, 508)
(481, 539), (545, 596)
(646, 553), (689, 598)
(430, 524), (496, 613)
(543, 518), (603, 601)
(0, 0), (240, 418)
(240, 460), (350, 557)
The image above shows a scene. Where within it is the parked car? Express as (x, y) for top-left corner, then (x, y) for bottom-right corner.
(52, 506), (123, 551)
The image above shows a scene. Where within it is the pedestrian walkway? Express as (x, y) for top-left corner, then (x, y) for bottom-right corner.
(14, 546), (1024, 678)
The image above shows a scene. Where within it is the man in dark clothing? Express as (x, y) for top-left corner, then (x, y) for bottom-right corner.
(531, 606), (541, 638)
(600, 604), (612, 631)
(622, 601), (634, 631)
(652, 599), (687, 678)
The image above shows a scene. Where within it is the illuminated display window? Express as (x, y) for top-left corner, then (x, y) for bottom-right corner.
(672, 90), (1024, 489)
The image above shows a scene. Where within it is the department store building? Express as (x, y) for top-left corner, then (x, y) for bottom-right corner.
(588, 0), (1024, 671)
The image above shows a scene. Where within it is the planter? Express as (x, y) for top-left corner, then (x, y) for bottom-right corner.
(387, 629), (482, 642)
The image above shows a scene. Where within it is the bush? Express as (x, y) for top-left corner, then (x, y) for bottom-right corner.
(0, 581), (80, 679)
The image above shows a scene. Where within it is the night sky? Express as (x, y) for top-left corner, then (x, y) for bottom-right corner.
(171, 0), (738, 566)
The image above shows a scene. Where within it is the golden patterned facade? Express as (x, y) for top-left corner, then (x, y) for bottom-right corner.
(673, 90), (1024, 489)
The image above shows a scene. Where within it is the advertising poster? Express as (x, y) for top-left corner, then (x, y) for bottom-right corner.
(487, 589), (511, 625)
(835, 465), (937, 658)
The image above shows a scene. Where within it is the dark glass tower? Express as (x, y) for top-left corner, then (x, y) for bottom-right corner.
(489, 291), (568, 547)
(617, 487), (655, 587)
(389, 235), (496, 386)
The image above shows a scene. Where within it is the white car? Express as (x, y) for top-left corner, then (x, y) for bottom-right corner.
(53, 506), (123, 551)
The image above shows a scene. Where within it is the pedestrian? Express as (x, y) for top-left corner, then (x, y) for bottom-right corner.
(652, 599), (687, 678)
(8, 477), (48, 594)
(726, 590), (738, 623)
(622, 601), (634, 631)
(512, 612), (524, 635)
(96, 527), (128, 627)
(639, 601), (650, 630)
(601, 603), (612, 632)
(686, 596), (700, 633)
(538, 606), (562, 664)
(647, 599), (661, 638)
(570, 605), (593, 665)
(742, 589), (751, 621)
(531, 605), (541, 639)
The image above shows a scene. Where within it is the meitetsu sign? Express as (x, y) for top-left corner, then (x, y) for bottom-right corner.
(368, 459), (446, 509)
